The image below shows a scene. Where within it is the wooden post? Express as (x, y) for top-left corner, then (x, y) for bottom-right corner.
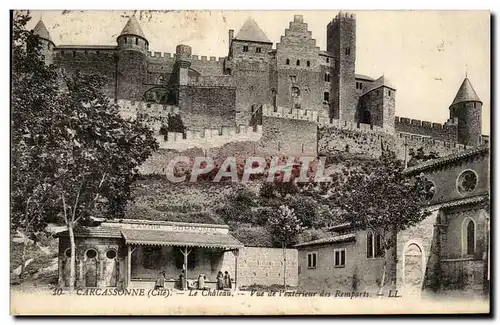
(179, 247), (192, 291)
(126, 245), (132, 289)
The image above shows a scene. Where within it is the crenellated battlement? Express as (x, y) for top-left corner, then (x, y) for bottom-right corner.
(191, 55), (226, 62)
(394, 115), (458, 142)
(396, 132), (466, 150)
(156, 125), (263, 151)
(262, 104), (385, 134)
(395, 116), (457, 130)
(148, 51), (175, 58)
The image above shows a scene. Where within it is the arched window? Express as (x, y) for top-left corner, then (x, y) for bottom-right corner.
(464, 218), (476, 256)
(325, 73), (330, 82)
(124, 37), (128, 44)
(286, 59), (290, 65)
(291, 87), (300, 98)
(296, 60), (300, 66)
(85, 249), (97, 259)
(323, 92), (329, 102)
(135, 37), (139, 45)
(64, 248), (72, 258)
(106, 250), (117, 259)
(306, 60), (310, 67)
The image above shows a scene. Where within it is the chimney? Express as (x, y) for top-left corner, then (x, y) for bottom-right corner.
(228, 29), (234, 50)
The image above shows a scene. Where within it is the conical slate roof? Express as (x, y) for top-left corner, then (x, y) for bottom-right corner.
(451, 78), (482, 106)
(234, 17), (271, 43)
(119, 16), (146, 39)
(33, 19), (53, 43)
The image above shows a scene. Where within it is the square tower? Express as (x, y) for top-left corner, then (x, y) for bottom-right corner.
(327, 12), (357, 122)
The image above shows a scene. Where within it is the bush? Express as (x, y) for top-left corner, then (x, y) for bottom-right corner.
(230, 226), (274, 247)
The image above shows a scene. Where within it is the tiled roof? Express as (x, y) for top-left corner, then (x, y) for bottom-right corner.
(404, 145), (489, 175)
(326, 222), (352, 231)
(119, 16), (146, 39)
(33, 20), (53, 43)
(432, 195), (488, 210)
(54, 226), (122, 239)
(451, 78), (482, 106)
(125, 204), (225, 225)
(355, 74), (375, 81)
(362, 75), (396, 95)
(234, 17), (272, 43)
(121, 229), (244, 249)
(319, 50), (335, 57)
(294, 233), (356, 248)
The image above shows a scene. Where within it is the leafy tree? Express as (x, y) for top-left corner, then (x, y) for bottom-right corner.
(11, 11), (60, 280)
(48, 72), (158, 289)
(11, 12), (158, 288)
(331, 151), (433, 295)
(266, 205), (305, 289)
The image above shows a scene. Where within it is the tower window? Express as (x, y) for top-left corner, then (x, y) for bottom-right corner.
(72, 51), (76, 57)
(256, 47), (261, 53)
(291, 87), (300, 98)
(356, 82), (359, 89)
(326, 57), (329, 63)
(473, 102), (476, 108)
(290, 75), (297, 83)
(286, 59), (290, 65)
(324, 92), (329, 102)
(135, 38), (139, 45)
(324, 73), (330, 82)
(125, 38), (127, 44)
(307, 60), (310, 67)
(360, 83), (363, 89)
(296, 60), (300, 66)
(243, 45), (249, 52)
(345, 47), (351, 56)
(388, 90), (391, 96)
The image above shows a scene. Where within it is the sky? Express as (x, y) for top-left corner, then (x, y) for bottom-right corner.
(26, 10), (490, 135)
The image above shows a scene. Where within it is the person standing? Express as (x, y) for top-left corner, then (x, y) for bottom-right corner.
(197, 274), (206, 290)
(216, 271), (224, 290)
(178, 270), (186, 290)
(224, 271), (232, 289)
(155, 271), (166, 290)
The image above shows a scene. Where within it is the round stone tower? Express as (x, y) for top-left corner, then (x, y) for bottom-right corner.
(175, 44), (192, 86)
(116, 16), (148, 101)
(449, 77), (483, 146)
(32, 19), (55, 65)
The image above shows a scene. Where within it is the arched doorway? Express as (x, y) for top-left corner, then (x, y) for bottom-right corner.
(403, 242), (424, 296)
(104, 250), (118, 287)
(84, 249), (98, 287)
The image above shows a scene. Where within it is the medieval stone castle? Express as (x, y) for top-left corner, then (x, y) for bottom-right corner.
(33, 12), (488, 171)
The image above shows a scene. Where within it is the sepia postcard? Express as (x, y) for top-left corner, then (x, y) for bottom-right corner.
(10, 9), (491, 315)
